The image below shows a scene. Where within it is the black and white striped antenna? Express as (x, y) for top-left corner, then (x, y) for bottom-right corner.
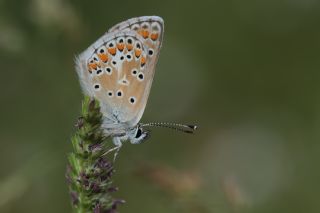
(141, 122), (197, 134)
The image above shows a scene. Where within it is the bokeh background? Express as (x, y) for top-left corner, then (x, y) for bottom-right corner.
(1, 0), (320, 212)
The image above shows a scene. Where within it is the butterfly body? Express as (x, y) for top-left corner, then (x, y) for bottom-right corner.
(76, 16), (164, 146)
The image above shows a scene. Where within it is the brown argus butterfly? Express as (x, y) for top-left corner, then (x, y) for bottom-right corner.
(75, 16), (196, 159)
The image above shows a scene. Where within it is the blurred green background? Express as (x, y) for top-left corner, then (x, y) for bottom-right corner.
(1, 0), (320, 212)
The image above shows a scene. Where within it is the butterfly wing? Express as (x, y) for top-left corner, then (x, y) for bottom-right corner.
(75, 16), (164, 132)
(107, 16), (164, 126)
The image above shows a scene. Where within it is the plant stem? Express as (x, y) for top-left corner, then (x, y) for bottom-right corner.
(66, 96), (124, 213)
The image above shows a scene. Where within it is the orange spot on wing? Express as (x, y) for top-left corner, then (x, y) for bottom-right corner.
(126, 44), (133, 51)
(98, 53), (108, 63)
(108, 47), (117, 55)
(88, 63), (98, 70)
(142, 30), (149, 39)
(135, 49), (142, 58)
(117, 43), (125, 51)
(141, 56), (146, 65)
(151, 33), (159, 41)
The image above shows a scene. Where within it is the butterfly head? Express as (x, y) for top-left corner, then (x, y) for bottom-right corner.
(127, 125), (150, 144)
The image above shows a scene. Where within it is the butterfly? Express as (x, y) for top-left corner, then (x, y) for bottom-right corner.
(75, 16), (196, 158)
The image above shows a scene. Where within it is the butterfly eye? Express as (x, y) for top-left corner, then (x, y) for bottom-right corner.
(93, 83), (101, 91)
(105, 66), (112, 75)
(131, 69), (138, 76)
(135, 128), (142, 138)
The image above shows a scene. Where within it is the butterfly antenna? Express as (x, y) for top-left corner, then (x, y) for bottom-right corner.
(141, 122), (197, 134)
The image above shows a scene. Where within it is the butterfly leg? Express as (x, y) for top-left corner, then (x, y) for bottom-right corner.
(102, 137), (122, 162)
(112, 137), (122, 162)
